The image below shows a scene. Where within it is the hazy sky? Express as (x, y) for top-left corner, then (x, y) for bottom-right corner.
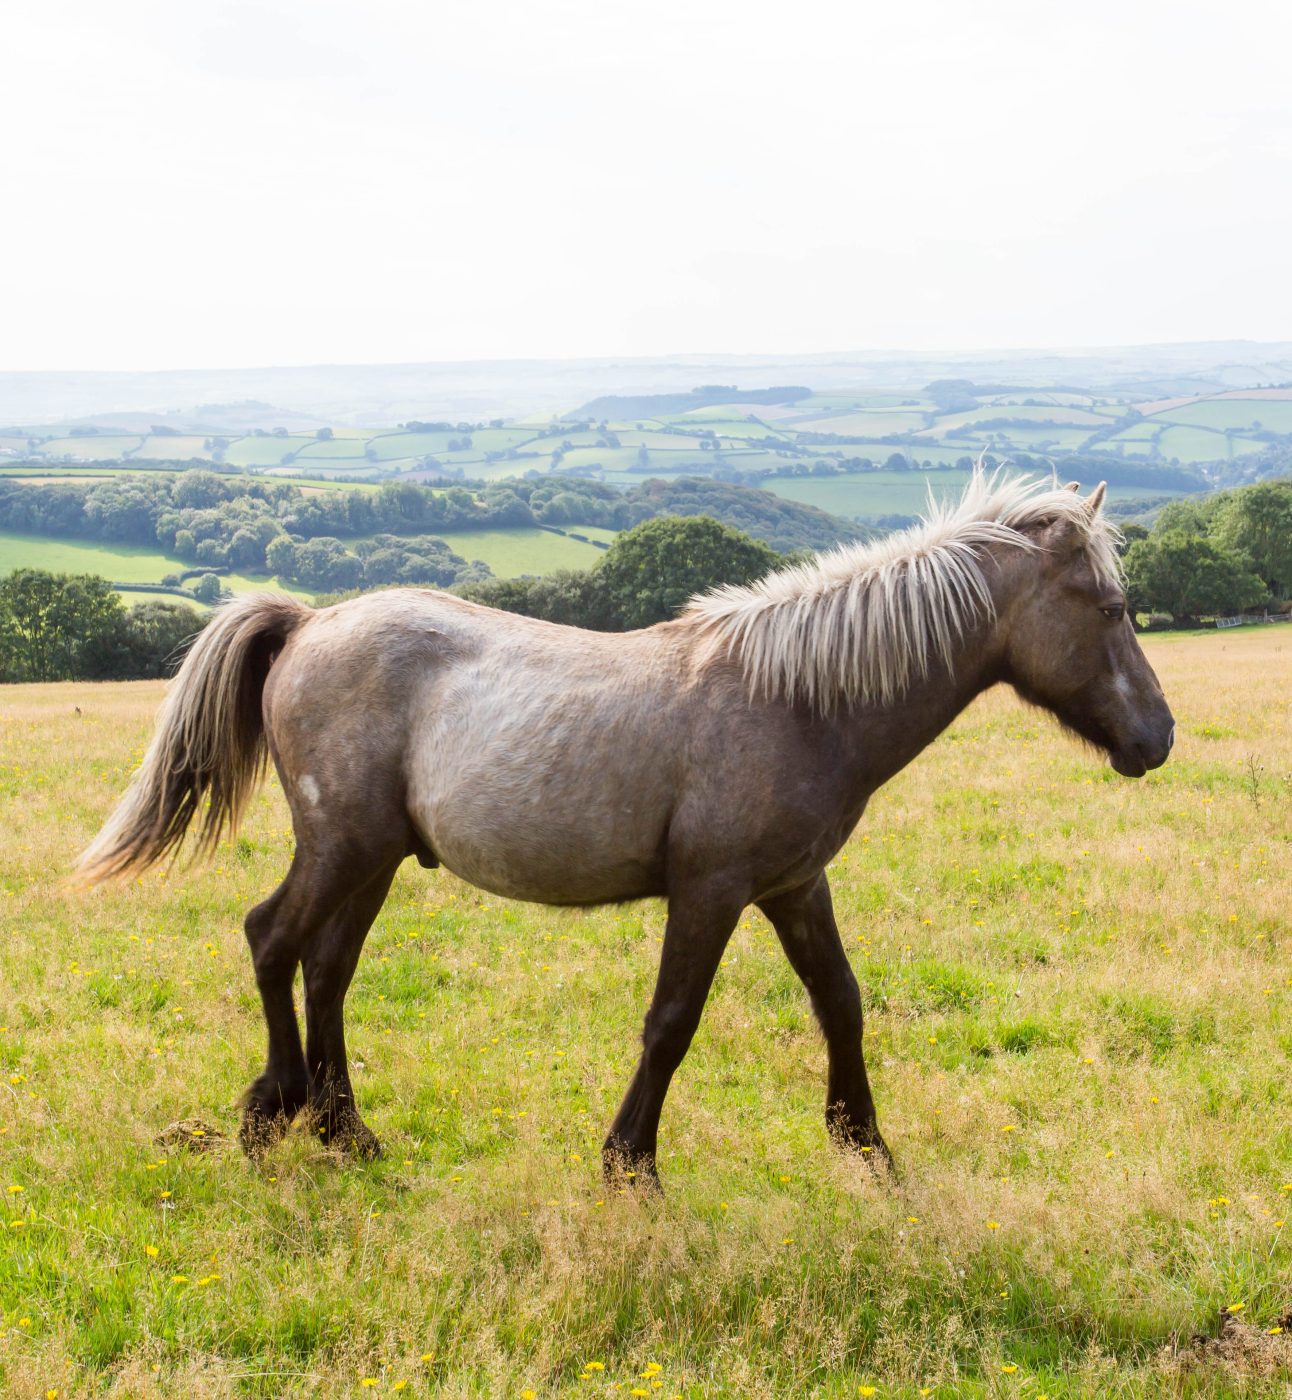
(4, 0), (1290, 371)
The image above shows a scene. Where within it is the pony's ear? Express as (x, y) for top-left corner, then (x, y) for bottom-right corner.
(1086, 481), (1107, 516)
(1063, 480), (1080, 493)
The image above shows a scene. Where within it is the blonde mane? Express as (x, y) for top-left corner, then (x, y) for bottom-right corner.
(684, 471), (1123, 712)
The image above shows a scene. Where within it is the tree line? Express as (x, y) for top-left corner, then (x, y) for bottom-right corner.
(1123, 479), (1292, 624)
(0, 470), (856, 596)
(0, 515), (784, 681)
(0, 571), (206, 683)
(4, 479), (1289, 681)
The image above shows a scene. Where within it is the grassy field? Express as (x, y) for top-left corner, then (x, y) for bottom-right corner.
(21, 384), (1292, 486)
(762, 473), (1190, 520)
(432, 528), (604, 576)
(0, 631), (1288, 1396)
(0, 530), (309, 599)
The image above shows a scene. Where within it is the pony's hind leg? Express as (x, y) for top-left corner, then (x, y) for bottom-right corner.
(240, 858), (315, 1152)
(757, 873), (890, 1166)
(239, 842), (401, 1156)
(300, 858), (402, 1158)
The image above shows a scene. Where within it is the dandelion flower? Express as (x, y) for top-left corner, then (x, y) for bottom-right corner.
(145, 1245), (159, 1257)
(858, 1388), (878, 1397)
(1000, 1364), (1018, 1373)
(986, 1220), (1001, 1230)
(1226, 1302), (1245, 1314)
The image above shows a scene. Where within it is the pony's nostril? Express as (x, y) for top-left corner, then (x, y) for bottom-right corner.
(1167, 725), (1175, 751)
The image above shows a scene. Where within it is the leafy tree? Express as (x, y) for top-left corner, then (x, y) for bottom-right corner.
(0, 570), (125, 681)
(1211, 480), (1292, 598)
(1123, 532), (1266, 623)
(190, 573), (223, 604)
(598, 515), (779, 630)
(82, 601), (205, 679)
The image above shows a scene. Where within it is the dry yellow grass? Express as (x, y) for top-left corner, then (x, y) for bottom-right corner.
(0, 628), (1288, 1397)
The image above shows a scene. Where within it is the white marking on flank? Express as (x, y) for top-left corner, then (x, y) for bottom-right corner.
(300, 775), (321, 806)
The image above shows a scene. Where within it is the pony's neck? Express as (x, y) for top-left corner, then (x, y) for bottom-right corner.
(836, 547), (1021, 791)
(838, 614), (1004, 789)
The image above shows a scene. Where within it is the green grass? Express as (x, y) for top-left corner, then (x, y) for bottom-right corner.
(38, 435), (143, 459)
(0, 529), (309, 599)
(432, 527), (604, 576)
(221, 438), (315, 469)
(130, 436), (213, 460)
(0, 530), (184, 583)
(779, 411), (933, 437)
(292, 440), (372, 463)
(0, 631), (1289, 1395)
(1153, 399), (1292, 434)
(1154, 426), (1238, 463)
(762, 470), (975, 517)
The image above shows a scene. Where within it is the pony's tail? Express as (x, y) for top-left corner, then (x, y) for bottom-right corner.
(76, 593), (312, 884)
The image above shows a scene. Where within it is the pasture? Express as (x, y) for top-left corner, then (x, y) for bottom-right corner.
(0, 630), (1288, 1396)
(430, 528), (604, 576)
(0, 530), (310, 601)
(760, 473), (1187, 520)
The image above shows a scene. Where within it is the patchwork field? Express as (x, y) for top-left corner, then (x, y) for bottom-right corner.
(0, 630), (1288, 1396)
(760, 472), (1187, 519)
(17, 383), (1292, 490)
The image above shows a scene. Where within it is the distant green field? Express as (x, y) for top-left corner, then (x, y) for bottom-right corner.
(764, 470), (974, 517)
(292, 439), (372, 463)
(431, 527), (604, 576)
(669, 417), (789, 440)
(1153, 398), (1292, 433)
(221, 437), (313, 468)
(929, 405), (1108, 434)
(0, 529), (308, 598)
(946, 425), (1096, 452)
(39, 435), (142, 459)
(791, 410), (933, 436)
(1154, 425), (1234, 463)
(1106, 422), (1162, 442)
(0, 531), (184, 583)
(760, 470), (1185, 520)
(130, 435), (211, 460)
(365, 431), (460, 461)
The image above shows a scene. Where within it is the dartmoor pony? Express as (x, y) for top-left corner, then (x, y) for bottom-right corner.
(79, 474), (1174, 1182)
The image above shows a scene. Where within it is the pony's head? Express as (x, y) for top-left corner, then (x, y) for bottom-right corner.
(1000, 481), (1174, 777)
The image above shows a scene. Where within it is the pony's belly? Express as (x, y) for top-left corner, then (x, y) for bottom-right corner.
(410, 791), (668, 906)
(425, 829), (664, 905)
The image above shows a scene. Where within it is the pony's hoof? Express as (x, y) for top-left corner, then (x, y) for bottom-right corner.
(315, 1108), (382, 1160)
(239, 1107), (291, 1158)
(601, 1141), (661, 1193)
(831, 1118), (896, 1177)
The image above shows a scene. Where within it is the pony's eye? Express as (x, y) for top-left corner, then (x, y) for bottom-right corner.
(1100, 603), (1125, 621)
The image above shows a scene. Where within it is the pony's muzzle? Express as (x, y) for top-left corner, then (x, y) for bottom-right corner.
(1111, 719), (1174, 778)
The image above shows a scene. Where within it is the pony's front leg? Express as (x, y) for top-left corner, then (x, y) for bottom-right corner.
(603, 880), (744, 1189)
(758, 873), (891, 1169)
